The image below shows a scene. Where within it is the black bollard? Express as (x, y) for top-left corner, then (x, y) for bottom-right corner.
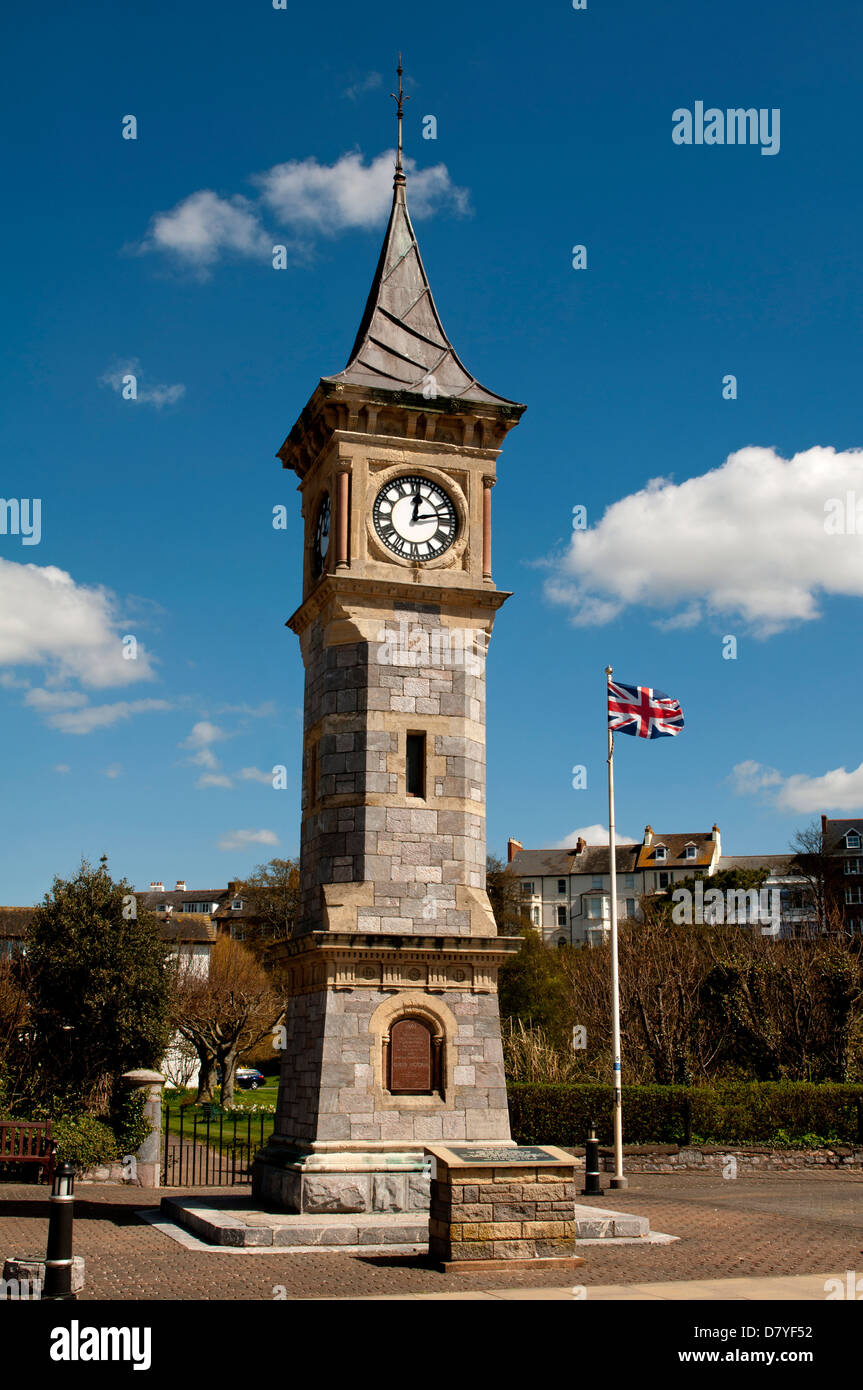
(42, 1161), (76, 1301)
(582, 1119), (602, 1196)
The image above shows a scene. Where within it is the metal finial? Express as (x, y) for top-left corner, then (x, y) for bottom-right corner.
(391, 53), (409, 184)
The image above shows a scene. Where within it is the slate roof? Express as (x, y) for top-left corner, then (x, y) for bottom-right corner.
(716, 854), (802, 877)
(509, 845), (640, 877)
(0, 906), (34, 939)
(323, 180), (523, 408)
(822, 819), (863, 854)
(137, 890), (225, 912)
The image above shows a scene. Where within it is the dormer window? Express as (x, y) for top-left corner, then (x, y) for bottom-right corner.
(654, 845), (667, 862)
(846, 832), (861, 850)
(231, 898), (244, 911)
(685, 844), (697, 860)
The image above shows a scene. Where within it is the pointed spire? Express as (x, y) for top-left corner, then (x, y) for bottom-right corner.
(323, 57), (520, 408)
(391, 52), (408, 194)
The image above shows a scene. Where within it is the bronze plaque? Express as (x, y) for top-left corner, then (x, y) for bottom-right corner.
(390, 1018), (432, 1092)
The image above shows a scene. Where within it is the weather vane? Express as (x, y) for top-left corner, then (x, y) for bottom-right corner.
(391, 53), (409, 179)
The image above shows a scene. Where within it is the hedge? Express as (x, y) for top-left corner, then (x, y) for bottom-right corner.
(52, 1115), (120, 1171)
(508, 1082), (863, 1147)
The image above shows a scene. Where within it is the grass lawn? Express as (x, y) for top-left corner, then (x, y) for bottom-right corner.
(162, 1081), (279, 1153)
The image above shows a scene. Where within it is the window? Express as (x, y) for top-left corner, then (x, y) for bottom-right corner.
(654, 846), (666, 861)
(557, 879), (566, 895)
(531, 906), (540, 925)
(406, 733), (426, 798)
(592, 875), (603, 888)
(587, 897), (602, 919)
(657, 871), (670, 889)
(182, 902), (215, 914)
(845, 858), (863, 875)
(685, 845), (696, 860)
(231, 898), (244, 910)
(846, 887), (863, 904)
(626, 898), (636, 917)
(624, 875), (635, 889)
(521, 881), (535, 896)
(847, 832), (861, 849)
(557, 906), (567, 926)
(557, 938), (567, 949)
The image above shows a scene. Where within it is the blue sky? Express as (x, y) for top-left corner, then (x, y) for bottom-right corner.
(2, 0), (862, 901)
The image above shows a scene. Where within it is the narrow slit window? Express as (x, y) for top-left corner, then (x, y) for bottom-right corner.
(406, 733), (426, 798)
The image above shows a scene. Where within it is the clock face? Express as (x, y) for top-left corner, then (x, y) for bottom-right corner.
(313, 493), (330, 577)
(372, 475), (457, 562)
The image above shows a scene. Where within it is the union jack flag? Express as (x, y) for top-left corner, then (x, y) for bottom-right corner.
(608, 679), (684, 739)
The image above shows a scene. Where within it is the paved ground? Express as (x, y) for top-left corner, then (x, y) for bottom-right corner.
(2, 1170), (862, 1300)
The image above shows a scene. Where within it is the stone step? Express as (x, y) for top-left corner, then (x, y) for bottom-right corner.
(160, 1197), (428, 1249)
(574, 1205), (650, 1239)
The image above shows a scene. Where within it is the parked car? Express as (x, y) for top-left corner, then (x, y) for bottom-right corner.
(235, 1067), (266, 1090)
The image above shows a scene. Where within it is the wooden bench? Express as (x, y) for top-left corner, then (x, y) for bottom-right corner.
(0, 1120), (55, 1184)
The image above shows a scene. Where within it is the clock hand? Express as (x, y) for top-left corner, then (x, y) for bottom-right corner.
(411, 492), (422, 521)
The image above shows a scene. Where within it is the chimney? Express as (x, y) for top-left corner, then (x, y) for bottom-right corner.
(574, 837), (586, 855)
(175, 880), (186, 891)
(643, 825), (653, 846)
(227, 880), (239, 896)
(150, 881), (164, 892)
(712, 824), (720, 841)
(821, 814), (828, 835)
(507, 838), (522, 864)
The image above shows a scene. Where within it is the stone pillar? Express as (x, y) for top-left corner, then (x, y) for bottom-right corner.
(482, 477), (494, 579)
(336, 466), (350, 567)
(121, 1069), (165, 1188)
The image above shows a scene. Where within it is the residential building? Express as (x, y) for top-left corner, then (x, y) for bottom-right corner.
(508, 824), (722, 946)
(821, 817), (863, 934)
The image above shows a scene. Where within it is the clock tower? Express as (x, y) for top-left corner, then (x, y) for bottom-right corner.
(253, 65), (526, 1216)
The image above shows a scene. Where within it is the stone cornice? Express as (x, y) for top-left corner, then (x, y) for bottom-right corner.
(286, 574), (512, 637)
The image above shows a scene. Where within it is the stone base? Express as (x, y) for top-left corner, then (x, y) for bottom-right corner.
(2, 1256), (86, 1297)
(437, 1256), (585, 1273)
(160, 1197), (427, 1250)
(574, 1205), (650, 1239)
(252, 1146), (431, 1215)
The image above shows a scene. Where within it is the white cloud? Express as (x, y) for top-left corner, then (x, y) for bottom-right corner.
(547, 446), (863, 637)
(181, 721), (229, 771)
(42, 699), (172, 735)
(54, 763), (71, 774)
(100, 357), (185, 408)
(732, 758), (863, 814)
(197, 773), (233, 789)
(182, 721), (228, 750)
(0, 559), (156, 688)
(137, 151), (468, 270)
(343, 71), (383, 101)
(218, 828), (279, 852)
(138, 190), (270, 270)
(103, 763), (123, 779)
(553, 824), (638, 848)
(239, 766), (274, 784)
(256, 150), (469, 233)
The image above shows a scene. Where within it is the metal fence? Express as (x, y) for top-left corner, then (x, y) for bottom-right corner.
(162, 1106), (271, 1186)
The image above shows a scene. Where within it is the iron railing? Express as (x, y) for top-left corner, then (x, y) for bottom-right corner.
(162, 1106), (270, 1186)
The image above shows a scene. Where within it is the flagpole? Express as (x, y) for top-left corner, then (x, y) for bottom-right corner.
(605, 665), (627, 1189)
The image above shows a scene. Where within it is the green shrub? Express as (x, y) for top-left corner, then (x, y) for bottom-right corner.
(508, 1082), (863, 1147)
(52, 1115), (119, 1171)
(108, 1089), (151, 1157)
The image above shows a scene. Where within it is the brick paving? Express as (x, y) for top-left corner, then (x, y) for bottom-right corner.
(2, 1170), (862, 1300)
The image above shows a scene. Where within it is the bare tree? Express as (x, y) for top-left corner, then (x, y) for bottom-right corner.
(234, 858), (300, 952)
(171, 939), (284, 1106)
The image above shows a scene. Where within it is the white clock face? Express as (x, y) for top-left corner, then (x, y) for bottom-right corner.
(373, 475), (457, 561)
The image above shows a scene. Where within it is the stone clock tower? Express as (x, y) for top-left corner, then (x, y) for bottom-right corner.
(253, 70), (526, 1216)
